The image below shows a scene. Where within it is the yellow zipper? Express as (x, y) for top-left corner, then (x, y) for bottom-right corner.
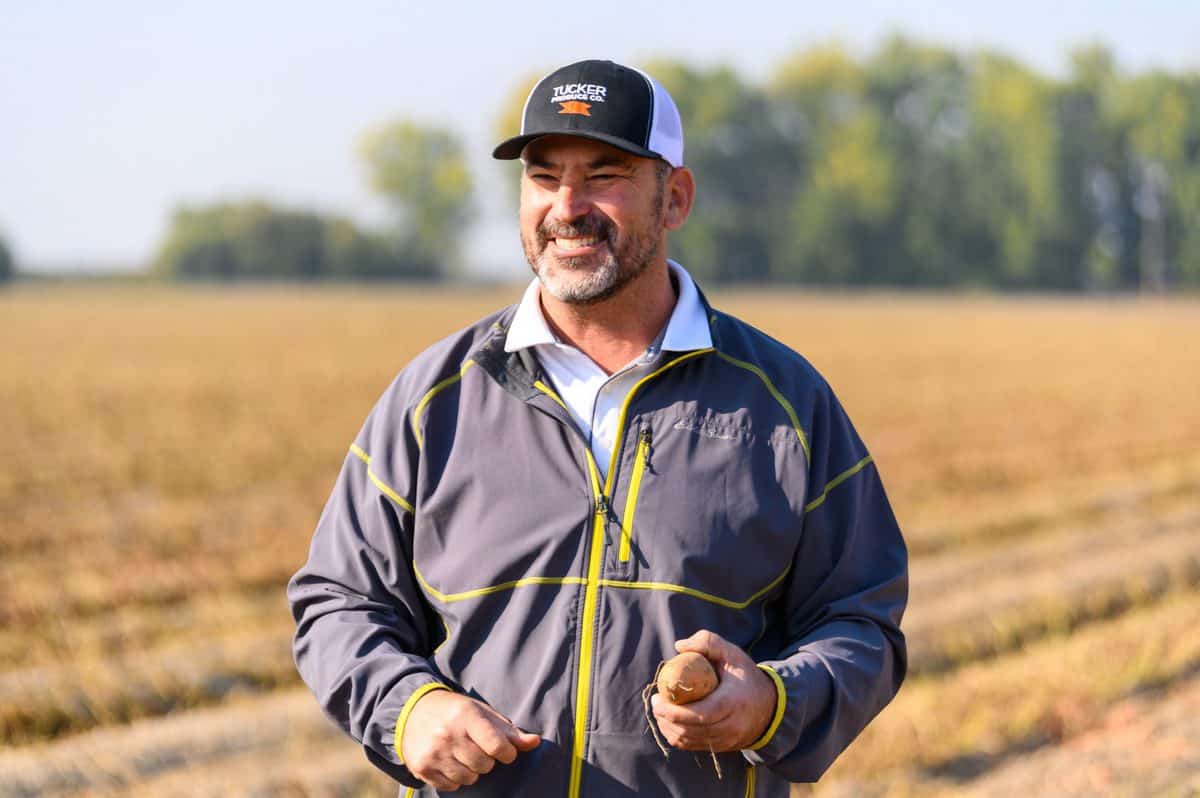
(536, 348), (714, 798)
(744, 764), (756, 797)
(569, 450), (607, 798)
(618, 429), (651, 562)
(533, 380), (607, 798)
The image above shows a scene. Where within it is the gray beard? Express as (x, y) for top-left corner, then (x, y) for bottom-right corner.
(524, 227), (661, 306)
(533, 251), (629, 305)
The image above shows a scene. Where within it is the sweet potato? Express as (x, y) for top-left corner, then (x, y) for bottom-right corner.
(655, 651), (719, 705)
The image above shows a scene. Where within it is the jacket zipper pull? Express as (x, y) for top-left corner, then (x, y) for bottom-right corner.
(595, 494), (609, 517)
(639, 428), (652, 467)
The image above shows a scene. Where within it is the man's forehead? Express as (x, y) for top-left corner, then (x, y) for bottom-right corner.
(520, 135), (643, 169)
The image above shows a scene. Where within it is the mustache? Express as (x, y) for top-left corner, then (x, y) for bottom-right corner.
(539, 216), (613, 242)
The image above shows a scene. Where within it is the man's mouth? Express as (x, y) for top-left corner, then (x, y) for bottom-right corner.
(552, 236), (602, 251)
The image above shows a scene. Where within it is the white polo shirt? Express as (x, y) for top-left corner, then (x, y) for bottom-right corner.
(504, 260), (713, 479)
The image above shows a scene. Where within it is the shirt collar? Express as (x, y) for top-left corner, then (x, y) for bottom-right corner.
(504, 260), (713, 354)
(660, 260), (713, 352)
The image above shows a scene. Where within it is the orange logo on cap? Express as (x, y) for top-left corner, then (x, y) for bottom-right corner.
(557, 101), (592, 116)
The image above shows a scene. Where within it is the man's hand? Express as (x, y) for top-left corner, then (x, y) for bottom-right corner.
(400, 689), (541, 791)
(651, 630), (778, 753)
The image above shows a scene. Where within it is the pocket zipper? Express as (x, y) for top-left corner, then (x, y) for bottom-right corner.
(619, 429), (652, 562)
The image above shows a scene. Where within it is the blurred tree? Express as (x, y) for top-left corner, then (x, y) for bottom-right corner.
(484, 43), (1200, 292)
(494, 71), (545, 208)
(862, 37), (978, 287)
(153, 201), (424, 280)
(959, 52), (1061, 288)
(1119, 70), (1200, 289)
(1043, 46), (1134, 291)
(0, 234), (12, 283)
(359, 121), (474, 276)
(649, 58), (799, 282)
(768, 44), (893, 284)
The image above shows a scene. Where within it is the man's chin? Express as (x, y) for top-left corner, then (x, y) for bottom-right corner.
(537, 270), (620, 305)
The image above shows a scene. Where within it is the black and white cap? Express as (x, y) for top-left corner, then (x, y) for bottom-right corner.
(492, 59), (684, 167)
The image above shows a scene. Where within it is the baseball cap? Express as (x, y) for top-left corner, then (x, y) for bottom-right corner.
(492, 59), (684, 167)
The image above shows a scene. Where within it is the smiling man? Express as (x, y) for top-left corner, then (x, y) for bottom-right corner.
(289, 59), (908, 797)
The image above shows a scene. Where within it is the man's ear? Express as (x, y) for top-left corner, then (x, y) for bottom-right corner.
(663, 167), (696, 231)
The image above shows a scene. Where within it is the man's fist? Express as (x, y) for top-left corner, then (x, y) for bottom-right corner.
(650, 630), (778, 753)
(400, 689), (541, 791)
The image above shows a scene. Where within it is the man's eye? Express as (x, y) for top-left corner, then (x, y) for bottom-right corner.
(589, 173), (618, 181)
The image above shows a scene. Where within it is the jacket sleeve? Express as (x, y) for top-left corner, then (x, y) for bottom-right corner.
(287, 387), (445, 788)
(742, 384), (908, 782)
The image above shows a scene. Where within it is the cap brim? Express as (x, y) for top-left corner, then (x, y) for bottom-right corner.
(492, 130), (662, 162)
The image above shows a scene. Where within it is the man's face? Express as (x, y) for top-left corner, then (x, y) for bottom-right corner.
(519, 135), (668, 305)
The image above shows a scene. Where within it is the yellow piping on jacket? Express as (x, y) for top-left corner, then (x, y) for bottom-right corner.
(598, 563), (790, 610)
(349, 444), (415, 515)
(714, 352), (810, 461)
(805, 455), (874, 513)
(411, 360), (476, 449)
(413, 563), (588, 604)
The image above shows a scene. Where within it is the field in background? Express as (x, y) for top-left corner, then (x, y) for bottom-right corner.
(2, 286), (1199, 797)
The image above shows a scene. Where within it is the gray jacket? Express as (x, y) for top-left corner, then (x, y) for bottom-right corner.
(288, 288), (907, 797)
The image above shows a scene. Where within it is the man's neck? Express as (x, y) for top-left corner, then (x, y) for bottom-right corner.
(540, 262), (677, 375)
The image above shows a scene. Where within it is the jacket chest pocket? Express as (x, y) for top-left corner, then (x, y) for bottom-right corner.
(628, 417), (798, 615)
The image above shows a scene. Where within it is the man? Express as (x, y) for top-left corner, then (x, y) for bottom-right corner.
(288, 59), (907, 797)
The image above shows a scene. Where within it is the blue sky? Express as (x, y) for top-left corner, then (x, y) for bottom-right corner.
(1, 1), (1196, 274)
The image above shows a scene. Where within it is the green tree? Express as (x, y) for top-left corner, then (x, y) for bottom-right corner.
(861, 37), (979, 287)
(768, 44), (895, 284)
(359, 121), (474, 276)
(153, 200), (420, 280)
(484, 43), (1200, 291)
(0, 234), (12, 283)
(647, 59), (799, 282)
(1043, 46), (1135, 290)
(1118, 70), (1200, 289)
(957, 52), (1061, 287)
(494, 71), (545, 208)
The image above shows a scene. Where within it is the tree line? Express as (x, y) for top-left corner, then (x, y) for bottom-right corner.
(651, 40), (1199, 290)
(4, 38), (1195, 290)
(151, 121), (472, 281)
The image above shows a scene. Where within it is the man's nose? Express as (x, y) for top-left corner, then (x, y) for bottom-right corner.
(551, 183), (591, 222)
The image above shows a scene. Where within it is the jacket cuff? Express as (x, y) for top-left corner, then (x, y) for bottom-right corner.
(741, 655), (831, 768)
(394, 682), (453, 764)
(745, 664), (787, 751)
(367, 671), (454, 788)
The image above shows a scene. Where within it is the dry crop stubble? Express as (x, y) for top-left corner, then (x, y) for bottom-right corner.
(2, 286), (1200, 795)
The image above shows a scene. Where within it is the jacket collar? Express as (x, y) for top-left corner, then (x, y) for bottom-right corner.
(473, 262), (725, 403)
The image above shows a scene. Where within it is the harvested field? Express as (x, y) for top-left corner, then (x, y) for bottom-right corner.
(3, 285), (1199, 796)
